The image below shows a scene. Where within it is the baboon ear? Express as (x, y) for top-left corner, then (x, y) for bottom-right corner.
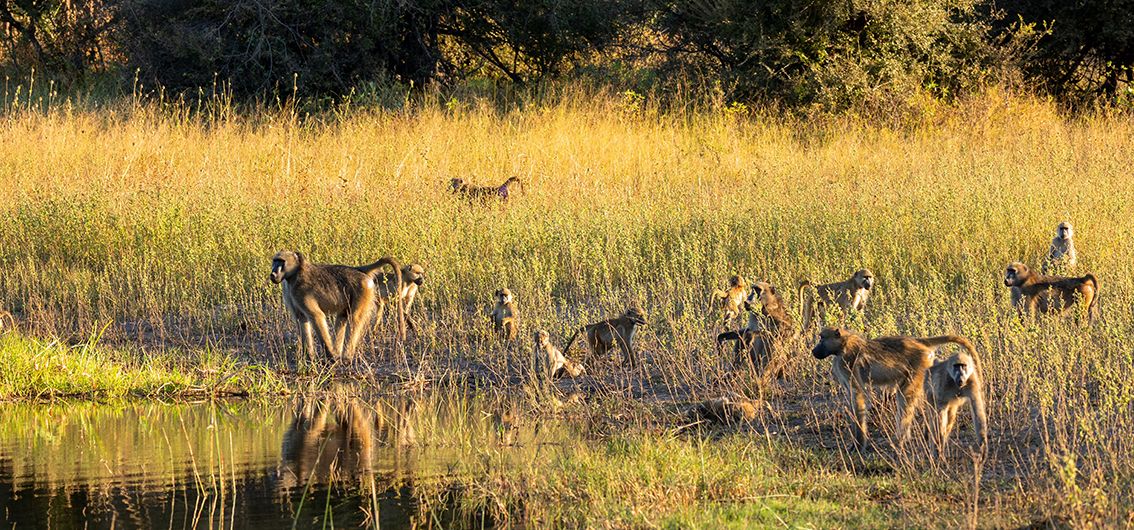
(769, 286), (777, 295)
(295, 252), (305, 263)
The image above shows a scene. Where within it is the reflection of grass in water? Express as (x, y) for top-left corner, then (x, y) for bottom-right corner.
(0, 329), (285, 398)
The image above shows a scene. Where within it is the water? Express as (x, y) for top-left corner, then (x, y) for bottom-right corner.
(0, 396), (532, 529)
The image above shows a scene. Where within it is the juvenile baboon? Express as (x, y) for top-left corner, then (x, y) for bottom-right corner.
(711, 275), (749, 326)
(374, 263), (424, 332)
(563, 304), (648, 367)
(927, 349), (988, 452)
(799, 269), (875, 330)
(1042, 221), (1078, 275)
(533, 330), (585, 380)
(0, 310), (14, 333)
(689, 396), (759, 426)
(1003, 262), (1098, 321)
(489, 288), (519, 341)
(450, 176), (522, 201)
(811, 327), (975, 448)
(271, 251), (405, 362)
(716, 281), (796, 376)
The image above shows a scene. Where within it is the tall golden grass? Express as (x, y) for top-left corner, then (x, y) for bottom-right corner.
(1, 83), (1133, 525)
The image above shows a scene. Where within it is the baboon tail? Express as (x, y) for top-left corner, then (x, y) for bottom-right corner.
(562, 327), (584, 356)
(797, 280), (813, 331)
(358, 257), (406, 342)
(920, 335), (982, 372)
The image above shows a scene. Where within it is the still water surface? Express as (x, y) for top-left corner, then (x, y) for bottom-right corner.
(0, 396), (527, 529)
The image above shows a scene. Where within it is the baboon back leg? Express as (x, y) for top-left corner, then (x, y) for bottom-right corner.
(895, 386), (923, 447)
(345, 304), (375, 360)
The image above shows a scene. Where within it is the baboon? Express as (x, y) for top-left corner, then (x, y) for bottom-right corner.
(1003, 262), (1098, 321)
(1042, 221), (1078, 275)
(716, 281), (796, 376)
(711, 275), (749, 326)
(563, 304), (648, 367)
(811, 327), (975, 448)
(374, 263), (424, 332)
(927, 350), (988, 452)
(450, 176), (522, 201)
(533, 330), (585, 380)
(689, 396), (759, 426)
(799, 269), (875, 330)
(489, 288), (519, 341)
(278, 397), (375, 491)
(271, 251), (405, 362)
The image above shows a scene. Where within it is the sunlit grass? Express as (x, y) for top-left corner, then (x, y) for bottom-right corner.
(0, 83), (1132, 525)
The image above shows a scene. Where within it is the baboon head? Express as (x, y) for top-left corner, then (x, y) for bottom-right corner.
(949, 355), (975, 387)
(811, 327), (851, 359)
(496, 288), (514, 304)
(853, 269), (875, 290)
(745, 281), (777, 310)
(533, 329), (550, 347)
(727, 275), (748, 289)
(450, 178), (465, 191)
(403, 264), (426, 286)
(1057, 221), (1074, 241)
(1004, 262), (1030, 287)
(623, 304), (648, 325)
(270, 251), (303, 284)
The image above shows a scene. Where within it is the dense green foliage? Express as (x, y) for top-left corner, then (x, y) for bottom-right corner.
(1, 0), (1132, 105)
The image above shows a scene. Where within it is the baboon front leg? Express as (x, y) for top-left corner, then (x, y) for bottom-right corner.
(334, 318), (348, 358)
(849, 387), (870, 448)
(617, 332), (638, 368)
(297, 317), (317, 363)
(937, 406), (954, 451)
(308, 308), (339, 361)
(971, 389), (988, 449)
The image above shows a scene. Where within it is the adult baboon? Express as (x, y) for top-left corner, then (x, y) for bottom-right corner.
(811, 327), (975, 449)
(563, 304), (648, 368)
(271, 251), (405, 362)
(1003, 262), (1098, 321)
(450, 177), (522, 201)
(799, 269), (875, 330)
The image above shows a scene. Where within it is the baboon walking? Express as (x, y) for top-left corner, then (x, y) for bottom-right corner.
(812, 327), (974, 449)
(271, 251), (405, 362)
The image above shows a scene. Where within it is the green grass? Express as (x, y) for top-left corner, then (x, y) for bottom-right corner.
(0, 330), (285, 399)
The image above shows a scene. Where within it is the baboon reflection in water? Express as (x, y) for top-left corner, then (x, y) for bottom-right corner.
(278, 396), (417, 490)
